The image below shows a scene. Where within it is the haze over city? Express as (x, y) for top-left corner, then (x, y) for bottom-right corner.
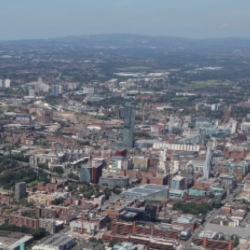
(0, 0), (250, 40)
(1, 1), (250, 250)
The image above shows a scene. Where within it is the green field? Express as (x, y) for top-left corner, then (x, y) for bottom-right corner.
(190, 79), (232, 89)
(171, 96), (189, 101)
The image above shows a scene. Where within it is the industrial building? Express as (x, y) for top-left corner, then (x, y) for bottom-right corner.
(102, 220), (179, 249)
(113, 242), (136, 250)
(119, 204), (157, 222)
(121, 184), (169, 201)
(0, 234), (33, 250)
(31, 234), (76, 250)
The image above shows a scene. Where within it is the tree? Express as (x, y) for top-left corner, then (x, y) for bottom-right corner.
(219, 235), (225, 240)
(68, 172), (79, 181)
(52, 167), (64, 175)
(38, 163), (49, 169)
(52, 197), (65, 205)
(231, 235), (239, 247)
(213, 199), (221, 209)
(162, 247), (171, 250)
(109, 238), (118, 247)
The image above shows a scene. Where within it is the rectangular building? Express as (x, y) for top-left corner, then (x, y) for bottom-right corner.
(15, 182), (26, 201)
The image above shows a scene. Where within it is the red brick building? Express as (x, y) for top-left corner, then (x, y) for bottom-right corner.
(9, 214), (39, 230)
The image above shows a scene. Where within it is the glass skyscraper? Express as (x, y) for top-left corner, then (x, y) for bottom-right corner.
(123, 103), (135, 148)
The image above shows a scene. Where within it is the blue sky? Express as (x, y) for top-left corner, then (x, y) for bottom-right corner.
(0, 0), (249, 40)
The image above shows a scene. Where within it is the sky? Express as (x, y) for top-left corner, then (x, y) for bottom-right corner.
(0, 0), (250, 40)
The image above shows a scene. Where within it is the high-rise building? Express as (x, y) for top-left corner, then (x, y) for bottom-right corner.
(0, 79), (2, 88)
(123, 103), (135, 148)
(4, 79), (10, 88)
(171, 176), (185, 190)
(80, 166), (92, 183)
(51, 85), (61, 96)
(80, 164), (102, 184)
(15, 182), (26, 201)
(203, 147), (212, 179)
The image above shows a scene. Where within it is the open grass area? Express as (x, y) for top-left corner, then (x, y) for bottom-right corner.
(190, 79), (232, 89)
(171, 96), (189, 101)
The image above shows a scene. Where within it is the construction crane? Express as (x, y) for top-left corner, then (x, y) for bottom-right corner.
(81, 199), (85, 234)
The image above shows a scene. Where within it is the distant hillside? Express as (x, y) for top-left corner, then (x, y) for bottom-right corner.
(52, 34), (250, 51)
(1, 34), (250, 54)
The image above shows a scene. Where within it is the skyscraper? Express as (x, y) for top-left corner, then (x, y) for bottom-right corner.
(123, 103), (135, 148)
(51, 84), (62, 96)
(203, 147), (212, 179)
(15, 182), (26, 201)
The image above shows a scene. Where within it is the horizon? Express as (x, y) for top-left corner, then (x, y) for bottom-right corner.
(0, 0), (249, 40)
(1, 33), (250, 42)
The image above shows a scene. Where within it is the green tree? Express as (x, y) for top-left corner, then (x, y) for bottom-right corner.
(51, 197), (65, 205)
(213, 199), (221, 208)
(109, 238), (118, 247)
(52, 167), (64, 175)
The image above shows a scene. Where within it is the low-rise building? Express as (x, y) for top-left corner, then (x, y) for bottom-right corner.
(9, 214), (39, 230)
(28, 193), (55, 206)
(99, 175), (130, 188)
(31, 234), (76, 250)
(121, 184), (169, 201)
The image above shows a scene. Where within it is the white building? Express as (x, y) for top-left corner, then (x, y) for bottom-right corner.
(231, 121), (238, 134)
(158, 148), (167, 174)
(29, 88), (35, 97)
(70, 220), (96, 234)
(4, 79), (11, 88)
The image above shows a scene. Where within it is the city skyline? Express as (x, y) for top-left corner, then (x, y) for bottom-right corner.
(0, 0), (249, 40)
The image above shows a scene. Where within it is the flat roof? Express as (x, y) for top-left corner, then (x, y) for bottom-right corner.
(205, 223), (250, 237)
(122, 184), (168, 196)
(8, 235), (33, 250)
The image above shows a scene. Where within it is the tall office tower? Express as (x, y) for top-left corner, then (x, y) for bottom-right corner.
(51, 85), (59, 96)
(58, 84), (63, 94)
(15, 182), (26, 201)
(199, 128), (206, 146)
(203, 147), (212, 179)
(223, 106), (231, 123)
(123, 103), (135, 148)
(0, 79), (2, 88)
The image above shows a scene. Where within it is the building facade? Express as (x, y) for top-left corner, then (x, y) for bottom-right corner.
(123, 103), (135, 148)
(15, 182), (27, 201)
